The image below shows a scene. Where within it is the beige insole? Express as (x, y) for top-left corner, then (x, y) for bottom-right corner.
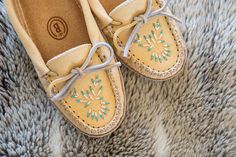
(99, 0), (125, 13)
(14, 0), (90, 62)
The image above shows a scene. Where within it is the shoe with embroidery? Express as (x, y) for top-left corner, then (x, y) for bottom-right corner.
(88, 0), (187, 80)
(4, 0), (126, 137)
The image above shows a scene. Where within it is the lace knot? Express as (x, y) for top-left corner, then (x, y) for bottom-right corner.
(134, 15), (148, 24)
(72, 68), (85, 76)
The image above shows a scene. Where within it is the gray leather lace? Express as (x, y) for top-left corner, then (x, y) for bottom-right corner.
(48, 42), (121, 101)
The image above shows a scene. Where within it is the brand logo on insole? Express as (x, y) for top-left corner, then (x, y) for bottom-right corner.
(47, 17), (68, 40)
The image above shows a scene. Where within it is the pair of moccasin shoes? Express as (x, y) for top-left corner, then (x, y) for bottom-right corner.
(5, 0), (186, 137)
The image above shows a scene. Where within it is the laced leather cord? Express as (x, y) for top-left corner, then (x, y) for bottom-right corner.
(48, 42), (121, 101)
(113, 0), (181, 57)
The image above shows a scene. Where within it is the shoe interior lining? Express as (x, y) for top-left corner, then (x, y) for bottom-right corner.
(99, 0), (125, 14)
(13, 0), (90, 62)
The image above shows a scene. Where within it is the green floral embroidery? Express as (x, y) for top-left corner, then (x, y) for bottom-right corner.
(70, 75), (110, 121)
(133, 20), (172, 63)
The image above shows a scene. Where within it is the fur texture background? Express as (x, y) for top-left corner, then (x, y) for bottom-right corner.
(0, 0), (236, 156)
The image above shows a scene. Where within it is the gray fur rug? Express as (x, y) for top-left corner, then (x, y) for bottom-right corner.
(1, 0), (236, 156)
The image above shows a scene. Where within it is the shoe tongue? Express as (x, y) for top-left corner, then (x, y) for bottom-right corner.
(46, 44), (92, 76)
(109, 0), (147, 24)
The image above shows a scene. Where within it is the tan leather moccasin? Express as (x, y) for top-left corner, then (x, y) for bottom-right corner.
(4, 0), (126, 137)
(88, 0), (187, 80)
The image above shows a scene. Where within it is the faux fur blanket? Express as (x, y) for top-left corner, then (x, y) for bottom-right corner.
(0, 0), (236, 156)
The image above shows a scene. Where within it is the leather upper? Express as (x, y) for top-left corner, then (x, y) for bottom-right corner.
(4, 0), (126, 137)
(47, 44), (92, 76)
(89, 0), (187, 80)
